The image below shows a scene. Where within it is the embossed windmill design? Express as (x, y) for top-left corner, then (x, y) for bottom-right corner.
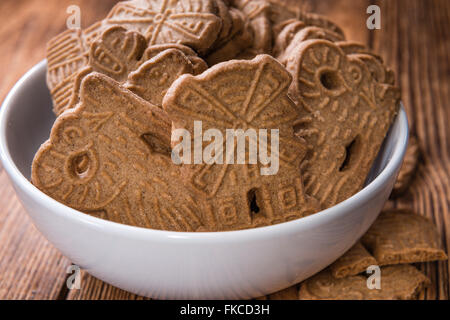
(106, 0), (221, 52)
(32, 73), (212, 232)
(164, 55), (320, 231)
(286, 40), (400, 209)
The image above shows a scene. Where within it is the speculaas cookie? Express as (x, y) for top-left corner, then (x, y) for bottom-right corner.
(32, 73), (213, 232)
(210, 7), (247, 50)
(47, 0), (219, 115)
(336, 42), (395, 85)
(297, 12), (345, 40)
(267, 285), (299, 300)
(286, 40), (400, 209)
(231, 0), (272, 54)
(276, 26), (345, 64)
(46, 22), (106, 115)
(299, 265), (430, 300)
(205, 20), (254, 65)
(336, 41), (383, 62)
(214, 0), (233, 43)
(125, 49), (195, 104)
(267, 0), (301, 26)
(348, 53), (395, 86)
(391, 136), (420, 197)
(330, 241), (378, 279)
(140, 43), (208, 75)
(163, 55), (320, 231)
(272, 20), (306, 57)
(105, 0), (222, 53)
(62, 26), (202, 115)
(361, 209), (448, 265)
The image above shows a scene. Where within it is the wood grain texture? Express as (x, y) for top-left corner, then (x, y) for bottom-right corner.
(371, 0), (450, 300)
(0, 0), (448, 300)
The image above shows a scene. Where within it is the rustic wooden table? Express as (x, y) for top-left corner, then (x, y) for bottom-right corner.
(0, 0), (448, 300)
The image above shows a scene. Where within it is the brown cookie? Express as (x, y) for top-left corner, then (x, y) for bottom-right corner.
(273, 12), (345, 59)
(89, 26), (148, 83)
(286, 40), (400, 209)
(231, 0), (272, 54)
(299, 265), (430, 300)
(211, 7), (247, 50)
(277, 26), (344, 64)
(297, 12), (345, 39)
(105, 0), (222, 53)
(47, 0), (220, 114)
(141, 43), (208, 75)
(330, 242), (378, 279)
(391, 136), (420, 197)
(267, 0), (301, 26)
(272, 20), (306, 57)
(267, 285), (299, 300)
(32, 73), (213, 232)
(62, 27), (201, 115)
(361, 209), (448, 265)
(336, 42), (395, 85)
(46, 22), (106, 115)
(214, 0), (233, 43)
(205, 21), (254, 65)
(163, 55), (320, 231)
(348, 53), (396, 85)
(125, 49), (195, 105)
(336, 41), (383, 63)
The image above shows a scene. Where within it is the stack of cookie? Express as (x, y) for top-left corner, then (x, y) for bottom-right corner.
(34, 0), (400, 233)
(266, 209), (447, 300)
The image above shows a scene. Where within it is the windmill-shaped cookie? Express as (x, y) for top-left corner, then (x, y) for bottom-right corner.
(105, 0), (222, 53)
(164, 55), (319, 231)
(286, 40), (400, 209)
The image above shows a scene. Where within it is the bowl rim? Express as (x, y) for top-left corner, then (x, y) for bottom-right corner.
(0, 60), (409, 242)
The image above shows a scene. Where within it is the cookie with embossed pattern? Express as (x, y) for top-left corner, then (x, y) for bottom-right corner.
(286, 40), (400, 209)
(32, 73), (214, 232)
(206, 20), (254, 65)
(211, 7), (246, 50)
(141, 43), (208, 75)
(277, 26), (344, 64)
(231, 0), (272, 54)
(299, 265), (430, 300)
(47, 0), (220, 115)
(267, 0), (301, 26)
(391, 136), (420, 197)
(214, 0), (233, 43)
(62, 26), (201, 115)
(206, 7), (250, 64)
(361, 209), (448, 266)
(105, 0), (222, 53)
(272, 20), (306, 57)
(335, 42), (396, 85)
(330, 241), (378, 279)
(46, 22), (106, 116)
(163, 54), (320, 231)
(298, 12), (345, 40)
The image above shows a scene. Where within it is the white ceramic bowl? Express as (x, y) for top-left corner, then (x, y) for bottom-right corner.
(0, 60), (408, 299)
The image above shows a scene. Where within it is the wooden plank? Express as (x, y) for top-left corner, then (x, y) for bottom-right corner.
(373, 0), (450, 300)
